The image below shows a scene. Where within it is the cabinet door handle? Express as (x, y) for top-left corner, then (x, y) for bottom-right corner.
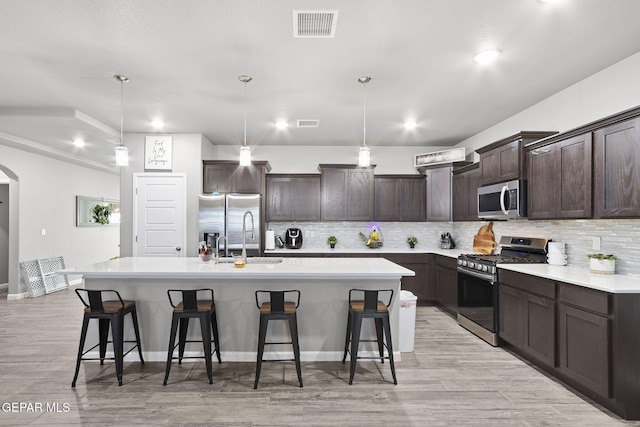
(176, 247), (182, 251)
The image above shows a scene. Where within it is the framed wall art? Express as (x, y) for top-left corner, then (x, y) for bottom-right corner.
(144, 135), (173, 170)
(76, 196), (120, 226)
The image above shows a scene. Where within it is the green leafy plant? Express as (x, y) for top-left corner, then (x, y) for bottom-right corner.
(327, 236), (338, 246)
(92, 204), (112, 225)
(587, 253), (616, 260)
(407, 236), (418, 245)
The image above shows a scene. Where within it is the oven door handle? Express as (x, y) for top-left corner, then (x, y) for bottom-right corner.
(457, 267), (495, 283)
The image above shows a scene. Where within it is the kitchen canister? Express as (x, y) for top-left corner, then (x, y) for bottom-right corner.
(265, 229), (276, 250)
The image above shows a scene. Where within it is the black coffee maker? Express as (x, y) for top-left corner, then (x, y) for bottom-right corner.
(284, 228), (303, 249)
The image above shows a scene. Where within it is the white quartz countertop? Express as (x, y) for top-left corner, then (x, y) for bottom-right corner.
(266, 248), (465, 258)
(499, 264), (640, 293)
(63, 256), (415, 280)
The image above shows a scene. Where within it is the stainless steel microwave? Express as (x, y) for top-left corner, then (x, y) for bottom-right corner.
(477, 179), (527, 220)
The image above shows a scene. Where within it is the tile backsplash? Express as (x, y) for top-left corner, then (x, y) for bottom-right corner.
(268, 218), (640, 277)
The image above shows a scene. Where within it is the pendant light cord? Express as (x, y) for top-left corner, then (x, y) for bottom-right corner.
(120, 79), (124, 145)
(243, 80), (247, 147)
(363, 80), (367, 148)
(358, 76), (371, 149)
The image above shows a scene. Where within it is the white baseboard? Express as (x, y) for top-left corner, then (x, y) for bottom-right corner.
(7, 291), (29, 300)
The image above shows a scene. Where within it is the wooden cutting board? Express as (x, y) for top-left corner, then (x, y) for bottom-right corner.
(473, 222), (496, 254)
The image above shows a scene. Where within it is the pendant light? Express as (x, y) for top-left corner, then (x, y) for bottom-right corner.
(358, 76), (371, 167)
(114, 75), (130, 166)
(238, 75), (253, 166)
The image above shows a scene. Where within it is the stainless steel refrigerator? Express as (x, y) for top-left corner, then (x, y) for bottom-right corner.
(198, 194), (261, 257)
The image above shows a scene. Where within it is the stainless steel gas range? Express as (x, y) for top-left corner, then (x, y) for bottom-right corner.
(457, 236), (548, 346)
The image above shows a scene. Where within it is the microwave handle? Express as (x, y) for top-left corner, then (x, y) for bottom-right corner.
(500, 185), (509, 215)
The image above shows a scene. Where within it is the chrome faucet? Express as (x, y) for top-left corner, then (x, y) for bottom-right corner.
(214, 235), (227, 264)
(241, 211), (255, 261)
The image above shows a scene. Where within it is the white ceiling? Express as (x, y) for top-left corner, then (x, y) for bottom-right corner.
(2, 0), (640, 171)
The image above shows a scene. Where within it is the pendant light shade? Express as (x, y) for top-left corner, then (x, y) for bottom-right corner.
(358, 145), (370, 167)
(238, 75), (253, 166)
(358, 76), (371, 167)
(239, 145), (251, 166)
(114, 75), (130, 167)
(115, 144), (129, 166)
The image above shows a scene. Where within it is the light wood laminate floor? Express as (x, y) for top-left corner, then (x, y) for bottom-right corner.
(1, 286), (638, 426)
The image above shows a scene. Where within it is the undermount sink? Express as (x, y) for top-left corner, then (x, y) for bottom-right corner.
(217, 257), (283, 264)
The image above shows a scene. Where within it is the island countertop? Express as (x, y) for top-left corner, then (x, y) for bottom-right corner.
(69, 256), (414, 362)
(65, 256), (415, 280)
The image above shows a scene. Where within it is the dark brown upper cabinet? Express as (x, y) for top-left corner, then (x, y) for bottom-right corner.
(476, 131), (557, 186)
(266, 174), (321, 221)
(319, 165), (375, 221)
(594, 116), (640, 218)
(374, 175), (426, 221)
(452, 163), (481, 221)
(527, 133), (593, 219)
(202, 160), (271, 194)
(426, 166), (453, 221)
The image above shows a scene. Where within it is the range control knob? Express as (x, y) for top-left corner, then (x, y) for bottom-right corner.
(462, 260), (468, 267)
(468, 262), (475, 269)
(476, 264), (483, 271)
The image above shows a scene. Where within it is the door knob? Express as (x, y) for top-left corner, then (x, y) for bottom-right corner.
(176, 247), (181, 251)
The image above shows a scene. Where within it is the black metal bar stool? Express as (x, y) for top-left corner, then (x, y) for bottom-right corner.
(254, 290), (303, 389)
(342, 288), (397, 385)
(72, 289), (144, 387)
(163, 288), (221, 385)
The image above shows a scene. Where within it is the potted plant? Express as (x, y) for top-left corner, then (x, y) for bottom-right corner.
(407, 236), (418, 249)
(327, 236), (338, 249)
(587, 253), (616, 274)
(92, 203), (112, 225)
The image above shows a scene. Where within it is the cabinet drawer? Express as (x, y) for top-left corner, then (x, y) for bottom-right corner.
(435, 254), (457, 270)
(500, 270), (555, 299)
(558, 282), (610, 315)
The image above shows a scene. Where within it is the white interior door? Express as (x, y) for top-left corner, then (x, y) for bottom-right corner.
(133, 173), (186, 257)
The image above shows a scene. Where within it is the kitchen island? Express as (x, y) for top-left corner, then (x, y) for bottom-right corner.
(67, 257), (414, 362)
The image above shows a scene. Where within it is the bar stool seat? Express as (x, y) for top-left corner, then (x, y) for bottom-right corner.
(254, 290), (303, 389)
(163, 288), (221, 385)
(342, 288), (397, 385)
(72, 289), (144, 387)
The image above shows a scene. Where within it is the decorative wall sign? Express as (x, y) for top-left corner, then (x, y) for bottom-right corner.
(145, 136), (173, 170)
(414, 147), (466, 168)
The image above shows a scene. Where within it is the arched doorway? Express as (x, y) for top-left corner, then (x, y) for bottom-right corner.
(0, 165), (19, 298)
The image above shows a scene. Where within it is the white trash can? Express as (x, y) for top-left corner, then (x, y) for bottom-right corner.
(398, 290), (417, 352)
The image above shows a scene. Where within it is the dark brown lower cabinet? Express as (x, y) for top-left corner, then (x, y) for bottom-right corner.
(498, 285), (524, 348)
(434, 255), (457, 315)
(523, 293), (555, 367)
(498, 283), (555, 368)
(498, 270), (640, 420)
(557, 303), (610, 398)
(265, 251), (434, 304)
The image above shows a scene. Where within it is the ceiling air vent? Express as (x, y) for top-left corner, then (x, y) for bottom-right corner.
(293, 10), (338, 38)
(297, 119), (320, 128)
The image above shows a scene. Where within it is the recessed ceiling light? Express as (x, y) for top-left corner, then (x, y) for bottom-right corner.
(150, 119), (165, 129)
(275, 120), (289, 130)
(473, 49), (501, 64)
(72, 138), (85, 147)
(404, 120), (418, 130)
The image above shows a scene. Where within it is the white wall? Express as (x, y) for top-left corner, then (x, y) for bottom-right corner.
(0, 144), (120, 295)
(456, 51), (640, 157)
(120, 134), (211, 257)
(0, 179), (8, 284)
